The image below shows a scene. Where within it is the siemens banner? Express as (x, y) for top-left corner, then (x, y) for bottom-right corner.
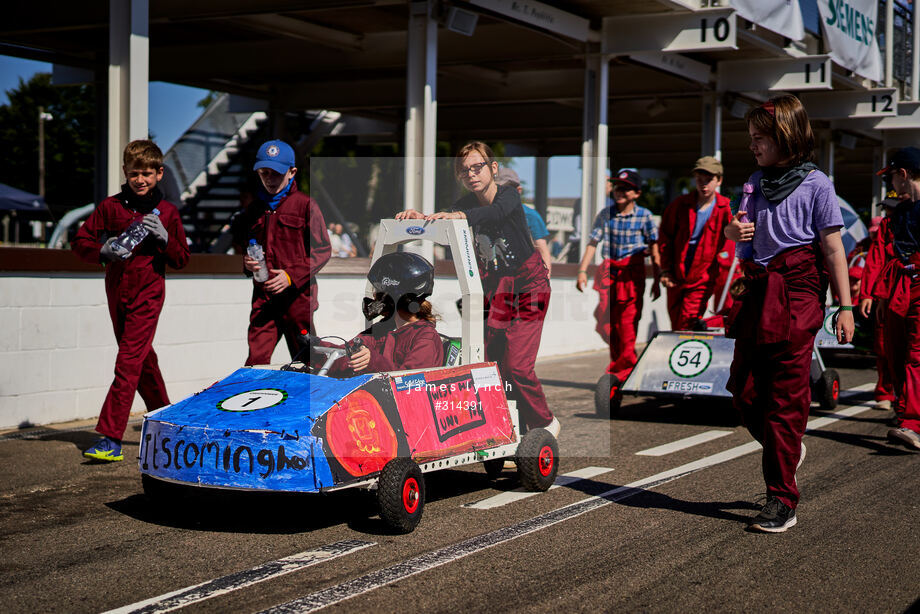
(818, 0), (881, 81)
(730, 0), (804, 41)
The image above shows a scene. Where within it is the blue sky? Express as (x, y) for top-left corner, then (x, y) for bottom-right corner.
(0, 55), (208, 152)
(1, 55), (585, 197)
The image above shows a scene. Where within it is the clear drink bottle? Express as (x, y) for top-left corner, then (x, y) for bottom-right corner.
(735, 184), (754, 261)
(111, 208), (159, 259)
(247, 239), (269, 282)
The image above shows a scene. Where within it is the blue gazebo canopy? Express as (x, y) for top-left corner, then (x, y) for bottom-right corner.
(0, 183), (48, 212)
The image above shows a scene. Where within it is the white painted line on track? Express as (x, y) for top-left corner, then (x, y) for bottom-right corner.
(102, 540), (375, 614)
(258, 397), (877, 614)
(463, 466), (613, 510)
(636, 430), (733, 456)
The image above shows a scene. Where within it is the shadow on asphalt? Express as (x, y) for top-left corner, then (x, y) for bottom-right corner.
(105, 466), (501, 536)
(804, 429), (916, 456)
(535, 476), (761, 524)
(576, 397), (741, 428)
(13, 429), (99, 449)
(539, 379), (597, 392)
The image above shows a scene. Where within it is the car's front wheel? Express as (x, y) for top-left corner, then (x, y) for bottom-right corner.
(377, 458), (425, 534)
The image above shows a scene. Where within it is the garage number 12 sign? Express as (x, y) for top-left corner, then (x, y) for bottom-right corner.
(668, 340), (713, 378)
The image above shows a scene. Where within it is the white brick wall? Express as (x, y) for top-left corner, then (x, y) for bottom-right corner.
(0, 271), (667, 430)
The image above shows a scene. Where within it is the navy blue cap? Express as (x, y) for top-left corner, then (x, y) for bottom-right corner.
(254, 140), (296, 175)
(612, 169), (642, 191)
(877, 147), (920, 175)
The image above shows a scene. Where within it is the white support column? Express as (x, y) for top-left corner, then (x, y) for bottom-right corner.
(404, 0), (437, 262)
(872, 146), (883, 218)
(885, 0), (894, 88)
(534, 155), (549, 217)
(914, 1), (920, 100)
(593, 56), (610, 224)
(107, 0), (149, 194)
(579, 54), (609, 260)
(701, 93), (713, 156)
(713, 95), (722, 161)
(700, 92), (721, 159)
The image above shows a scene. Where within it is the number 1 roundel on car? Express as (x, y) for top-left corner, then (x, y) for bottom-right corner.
(218, 389), (288, 411)
(325, 390), (399, 477)
(668, 340), (712, 378)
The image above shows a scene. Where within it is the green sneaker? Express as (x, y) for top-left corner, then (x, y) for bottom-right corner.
(83, 436), (124, 462)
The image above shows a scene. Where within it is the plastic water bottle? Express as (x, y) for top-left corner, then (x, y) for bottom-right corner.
(735, 184), (754, 261)
(247, 239), (269, 282)
(111, 208), (159, 259)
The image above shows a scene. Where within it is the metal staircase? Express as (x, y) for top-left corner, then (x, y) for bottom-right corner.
(164, 93), (268, 252)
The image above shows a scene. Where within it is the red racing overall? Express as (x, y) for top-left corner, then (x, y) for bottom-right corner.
(595, 252), (646, 382)
(327, 319), (444, 374)
(659, 191), (733, 330)
(873, 252), (920, 430)
(861, 216), (896, 403)
(244, 183), (331, 365)
(485, 250), (553, 428)
(727, 244), (827, 509)
(72, 192), (190, 440)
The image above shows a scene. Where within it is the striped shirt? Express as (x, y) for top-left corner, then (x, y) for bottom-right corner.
(590, 204), (658, 259)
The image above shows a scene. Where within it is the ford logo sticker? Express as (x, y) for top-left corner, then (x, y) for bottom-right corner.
(406, 226), (425, 235)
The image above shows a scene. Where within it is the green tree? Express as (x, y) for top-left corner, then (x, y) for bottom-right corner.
(0, 73), (96, 216)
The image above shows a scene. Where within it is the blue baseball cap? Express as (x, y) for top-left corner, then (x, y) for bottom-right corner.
(253, 140), (296, 175)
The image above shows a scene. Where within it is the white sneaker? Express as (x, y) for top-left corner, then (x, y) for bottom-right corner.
(797, 442), (806, 471)
(888, 427), (920, 451)
(544, 417), (561, 438)
(876, 399), (892, 411)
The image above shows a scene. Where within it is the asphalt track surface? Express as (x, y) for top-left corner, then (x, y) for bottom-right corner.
(1, 350), (918, 613)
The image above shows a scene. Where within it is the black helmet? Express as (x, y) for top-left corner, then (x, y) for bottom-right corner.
(363, 252), (434, 318)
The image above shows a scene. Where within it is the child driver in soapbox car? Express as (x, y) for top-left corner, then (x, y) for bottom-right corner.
(305, 251), (445, 374)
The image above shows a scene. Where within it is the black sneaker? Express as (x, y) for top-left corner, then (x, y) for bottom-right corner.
(747, 497), (797, 533)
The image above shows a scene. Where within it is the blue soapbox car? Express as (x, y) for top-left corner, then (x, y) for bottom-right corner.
(139, 220), (559, 533)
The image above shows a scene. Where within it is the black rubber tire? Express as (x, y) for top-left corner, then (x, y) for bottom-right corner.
(595, 373), (622, 419)
(377, 458), (425, 534)
(483, 458), (505, 481)
(516, 429), (559, 492)
(820, 368), (840, 411)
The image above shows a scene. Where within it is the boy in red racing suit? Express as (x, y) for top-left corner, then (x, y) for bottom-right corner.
(859, 212), (897, 410)
(241, 140), (331, 365)
(658, 157), (733, 330)
(873, 147), (920, 451)
(576, 169), (660, 391)
(73, 139), (190, 462)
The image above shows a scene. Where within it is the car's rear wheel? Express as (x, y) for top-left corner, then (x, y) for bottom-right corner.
(819, 368), (841, 411)
(377, 458), (425, 534)
(595, 373), (622, 418)
(516, 429), (559, 492)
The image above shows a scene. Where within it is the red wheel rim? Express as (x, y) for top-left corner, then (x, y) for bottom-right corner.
(832, 379), (839, 400)
(402, 477), (420, 514)
(537, 445), (554, 477)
